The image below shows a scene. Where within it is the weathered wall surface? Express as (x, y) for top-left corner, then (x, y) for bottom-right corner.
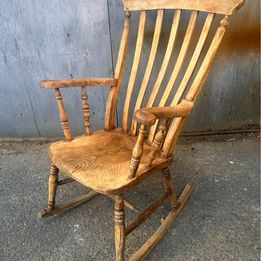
(0, 0), (259, 137)
(0, 0), (113, 137)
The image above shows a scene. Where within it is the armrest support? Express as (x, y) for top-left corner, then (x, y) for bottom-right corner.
(40, 78), (116, 88)
(134, 99), (194, 126)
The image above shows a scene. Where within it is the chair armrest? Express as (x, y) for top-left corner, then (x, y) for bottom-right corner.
(134, 99), (194, 126)
(40, 78), (116, 88)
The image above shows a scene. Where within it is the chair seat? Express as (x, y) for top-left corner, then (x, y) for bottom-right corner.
(49, 129), (172, 194)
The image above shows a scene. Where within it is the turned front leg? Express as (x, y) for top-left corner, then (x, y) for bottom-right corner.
(114, 195), (125, 261)
(48, 163), (59, 210)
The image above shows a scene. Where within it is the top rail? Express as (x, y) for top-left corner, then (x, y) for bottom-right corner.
(123, 0), (245, 15)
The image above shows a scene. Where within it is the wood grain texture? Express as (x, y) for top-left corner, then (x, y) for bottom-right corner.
(128, 182), (194, 261)
(159, 11), (198, 108)
(171, 13), (215, 106)
(186, 16), (229, 102)
(47, 163), (59, 210)
(122, 11), (147, 132)
(148, 10), (198, 142)
(146, 10), (181, 108)
(129, 125), (147, 178)
(41, 78), (115, 88)
(147, 119), (168, 167)
(81, 87), (91, 135)
(123, 0), (245, 15)
(39, 2), (245, 260)
(148, 12), (213, 142)
(126, 191), (168, 235)
(163, 15), (229, 157)
(48, 129), (172, 195)
(105, 11), (131, 130)
(134, 100), (194, 126)
(38, 190), (100, 219)
(131, 10), (164, 135)
(162, 167), (177, 208)
(114, 195), (125, 261)
(54, 88), (72, 141)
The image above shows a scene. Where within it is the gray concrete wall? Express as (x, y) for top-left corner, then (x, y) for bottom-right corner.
(0, 0), (259, 138)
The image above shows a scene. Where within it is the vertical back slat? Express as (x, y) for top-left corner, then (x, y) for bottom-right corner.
(148, 10), (198, 142)
(150, 11), (215, 139)
(105, 11), (131, 130)
(171, 12), (215, 106)
(146, 10), (181, 109)
(122, 11), (147, 132)
(186, 16), (229, 101)
(130, 10), (164, 135)
(162, 16), (229, 156)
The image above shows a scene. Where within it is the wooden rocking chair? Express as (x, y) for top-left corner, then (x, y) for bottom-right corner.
(38, 1), (245, 260)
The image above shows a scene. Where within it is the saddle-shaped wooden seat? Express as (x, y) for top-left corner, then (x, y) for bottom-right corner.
(49, 130), (171, 194)
(38, 1), (245, 260)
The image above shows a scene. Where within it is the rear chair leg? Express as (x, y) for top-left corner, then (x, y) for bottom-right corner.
(161, 167), (178, 208)
(47, 163), (59, 210)
(114, 195), (126, 261)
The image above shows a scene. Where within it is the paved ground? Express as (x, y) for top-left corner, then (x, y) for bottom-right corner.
(0, 134), (259, 261)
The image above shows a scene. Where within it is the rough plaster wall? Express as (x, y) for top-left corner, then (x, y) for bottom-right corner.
(0, 0), (260, 137)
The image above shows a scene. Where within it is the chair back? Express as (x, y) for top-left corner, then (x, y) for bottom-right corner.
(105, 0), (244, 156)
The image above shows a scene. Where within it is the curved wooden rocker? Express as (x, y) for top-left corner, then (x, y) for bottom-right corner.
(38, 0), (244, 260)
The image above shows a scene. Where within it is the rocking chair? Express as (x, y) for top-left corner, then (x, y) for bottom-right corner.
(38, 0), (245, 260)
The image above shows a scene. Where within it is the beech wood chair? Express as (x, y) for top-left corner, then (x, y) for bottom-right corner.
(38, 1), (245, 260)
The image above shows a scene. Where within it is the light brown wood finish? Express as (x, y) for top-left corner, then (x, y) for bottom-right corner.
(54, 88), (72, 141)
(39, 190), (100, 219)
(114, 195), (125, 261)
(39, 2), (244, 260)
(148, 10), (198, 142)
(128, 182), (194, 261)
(47, 163), (59, 210)
(134, 99), (193, 126)
(126, 191), (168, 235)
(146, 10), (181, 108)
(57, 177), (74, 186)
(172, 13), (215, 106)
(81, 87), (91, 135)
(159, 11), (198, 107)
(162, 15), (230, 156)
(131, 10), (164, 135)
(48, 130), (173, 194)
(129, 125), (147, 178)
(123, 0), (245, 15)
(147, 119), (168, 167)
(105, 11), (131, 130)
(41, 78), (115, 88)
(149, 12), (214, 141)
(186, 16), (229, 102)
(122, 11), (147, 132)
(162, 167), (177, 208)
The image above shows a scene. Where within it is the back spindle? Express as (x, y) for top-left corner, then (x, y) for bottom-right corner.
(54, 88), (72, 141)
(81, 86), (91, 135)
